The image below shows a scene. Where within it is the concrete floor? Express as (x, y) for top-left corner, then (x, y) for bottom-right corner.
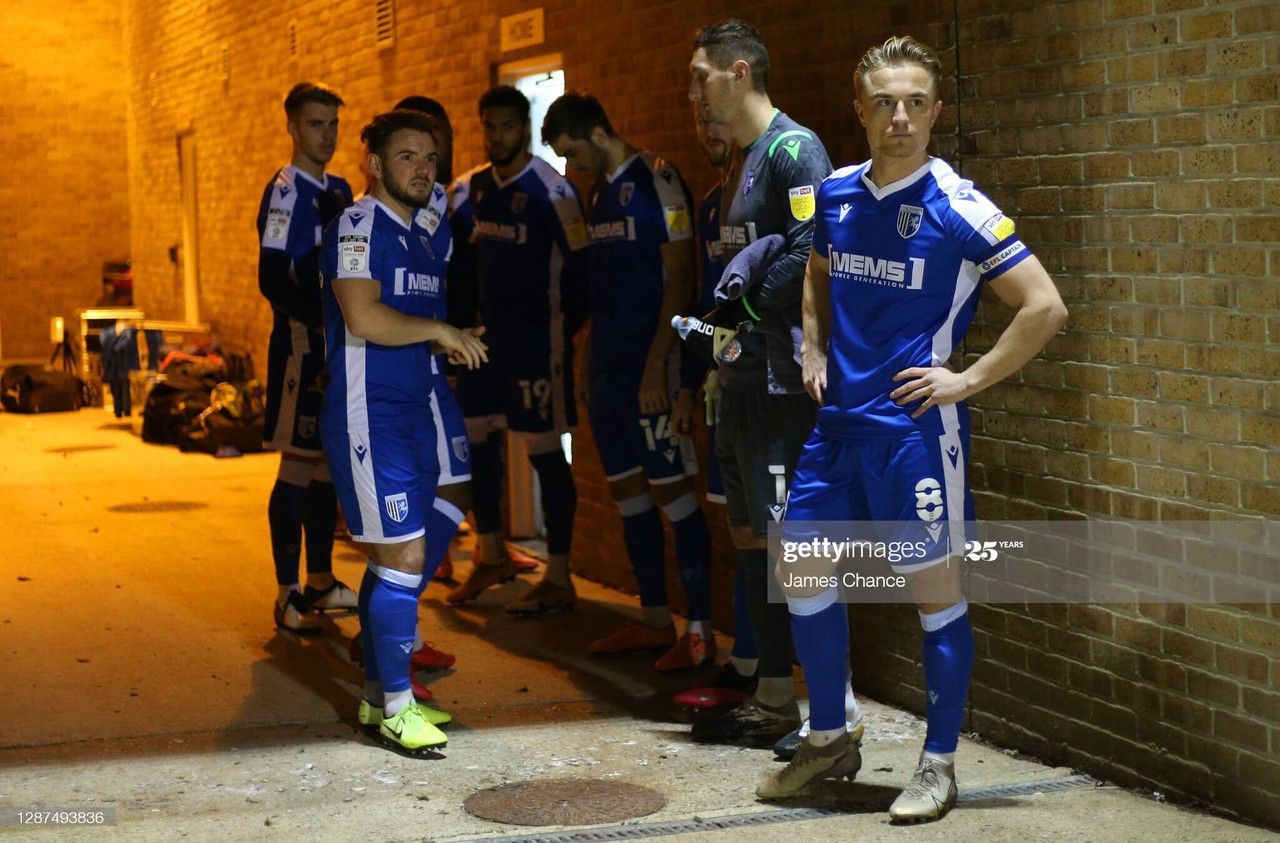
(0, 409), (1273, 841)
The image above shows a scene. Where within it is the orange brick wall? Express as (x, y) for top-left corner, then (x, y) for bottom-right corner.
(0, 1), (131, 361)
(118, 0), (1278, 826)
(950, 0), (1280, 824)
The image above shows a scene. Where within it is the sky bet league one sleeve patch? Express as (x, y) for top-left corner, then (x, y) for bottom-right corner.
(789, 185), (815, 221)
(664, 204), (690, 235)
(339, 234), (370, 273)
(983, 213), (1016, 241)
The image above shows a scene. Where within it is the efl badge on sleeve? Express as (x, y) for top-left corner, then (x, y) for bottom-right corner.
(619, 182), (635, 207)
(742, 169), (756, 198)
(664, 204), (690, 235)
(984, 213), (1016, 241)
(565, 220), (590, 248)
(451, 436), (470, 463)
(339, 235), (370, 273)
(384, 493), (409, 524)
(788, 185), (815, 221)
(265, 208), (291, 244)
(897, 204), (924, 239)
(418, 203), (444, 235)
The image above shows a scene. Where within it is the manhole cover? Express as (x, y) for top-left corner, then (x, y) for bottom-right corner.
(464, 779), (666, 827)
(45, 445), (118, 454)
(108, 501), (209, 513)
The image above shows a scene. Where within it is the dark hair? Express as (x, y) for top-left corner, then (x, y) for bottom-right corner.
(284, 82), (344, 118)
(478, 85), (531, 123)
(541, 91), (614, 145)
(693, 19), (770, 91)
(360, 110), (439, 158)
(394, 96), (452, 132)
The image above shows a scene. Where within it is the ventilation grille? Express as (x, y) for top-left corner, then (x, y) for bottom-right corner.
(374, 0), (395, 48)
(287, 20), (298, 58)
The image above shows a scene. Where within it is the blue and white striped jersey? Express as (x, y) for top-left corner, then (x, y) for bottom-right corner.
(256, 165), (352, 332)
(319, 185), (453, 430)
(815, 157), (1031, 440)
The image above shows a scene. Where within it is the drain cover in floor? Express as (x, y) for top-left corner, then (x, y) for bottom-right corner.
(107, 501), (209, 513)
(464, 779), (666, 826)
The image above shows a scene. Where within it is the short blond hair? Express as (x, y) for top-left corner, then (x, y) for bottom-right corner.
(854, 36), (942, 98)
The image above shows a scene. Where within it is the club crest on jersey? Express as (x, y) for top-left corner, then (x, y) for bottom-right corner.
(419, 235), (435, 260)
(897, 204), (924, 239)
(452, 436), (469, 463)
(511, 191), (528, 214)
(742, 169), (756, 197)
(619, 182), (635, 207)
(474, 190), (485, 207)
(384, 493), (409, 524)
(298, 416), (316, 439)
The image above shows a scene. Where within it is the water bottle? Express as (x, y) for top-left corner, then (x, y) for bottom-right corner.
(671, 315), (715, 361)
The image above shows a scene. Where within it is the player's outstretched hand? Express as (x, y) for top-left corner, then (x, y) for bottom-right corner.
(890, 365), (971, 419)
(437, 325), (488, 370)
(801, 346), (827, 405)
(638, 361), (671, 414)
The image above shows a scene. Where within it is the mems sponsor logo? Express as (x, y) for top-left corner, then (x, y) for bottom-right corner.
(829, 249), (926, 290)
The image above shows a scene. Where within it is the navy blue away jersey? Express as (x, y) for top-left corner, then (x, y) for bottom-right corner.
(587, 152), (694, 362)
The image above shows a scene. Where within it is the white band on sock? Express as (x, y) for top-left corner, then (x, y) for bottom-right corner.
(660, 492), (699, 522)
(919, 600), (968, 632)
(616, 493), (655, 517)
(366, 559), (424, 590)
(433, 496), (466, 525)
(277, 458), (315, 487)
(786, 586), (839, 617)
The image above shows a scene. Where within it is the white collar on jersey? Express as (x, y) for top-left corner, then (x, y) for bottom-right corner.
(491, 158), (536, 190)
(368, 196), (413, 230)
(290, 165), (329, 190)
(606, 152), (640, 184)
(859, 158), (933, 201)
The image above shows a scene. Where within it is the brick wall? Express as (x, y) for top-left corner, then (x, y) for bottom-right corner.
(949, 0), (1280, 825)
(0, 1), (130, 361)
(118, 0), (1278, 826)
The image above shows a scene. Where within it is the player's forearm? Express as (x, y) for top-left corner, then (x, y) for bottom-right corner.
(341, 299), (447, 347)
(961, 299), (1068, 395)
(800, 260), (831, 356)
(258, 251), (321, 327)
(647, 271), (692, 372)
(648, 243), (695, 370)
